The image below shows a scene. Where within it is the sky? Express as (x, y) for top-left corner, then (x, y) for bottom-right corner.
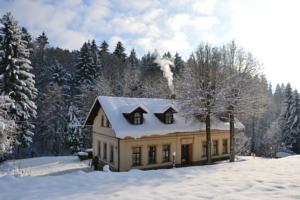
(0, 0), (300, 90)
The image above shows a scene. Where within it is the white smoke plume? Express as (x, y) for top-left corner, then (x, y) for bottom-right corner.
(153, 51), (175, 93)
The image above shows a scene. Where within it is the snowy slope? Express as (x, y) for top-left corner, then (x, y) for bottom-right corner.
(0, 156), (90, 177)
(1, 156), (300, 199)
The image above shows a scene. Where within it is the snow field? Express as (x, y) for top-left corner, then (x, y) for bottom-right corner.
(1, 156), (300, 200)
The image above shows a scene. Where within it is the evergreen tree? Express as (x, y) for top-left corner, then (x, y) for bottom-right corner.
(75, 42), (95, 84)
(282, 83), (294, 149)
(38, 83), (66, 155)
(113, 41), (126, 61)
(99, 40), (109, 55)
(0, 95), (16, 160)
(91, 40), (98, 68)
(98, 40), (109, 68)
(35, 32), (48, 50)
(66, 104), (83, 153)
(174, 52), (184, 74)
(283, 89), (300, 150)
(128, 48), (138, 68)
(49, 60), (68, 86)
(0, 12), (37, 147)
(21, 27), (32, 47)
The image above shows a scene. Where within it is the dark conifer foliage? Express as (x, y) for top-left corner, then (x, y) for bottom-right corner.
(113, 41), (126, 62)
(75, 42), (96, 85)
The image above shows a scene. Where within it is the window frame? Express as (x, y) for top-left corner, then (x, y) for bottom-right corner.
(110, 144), (114, 163)
(97, 141), (101, 157)
(165, 112), (174, 124)
(103, 143), (107, 161)
(132, 146), (142, 166)
(162, 144), (171, 162)
(148, 145), (157, 164)
(213, 140), (218, 156)
(133, 112), (142, 125)
(101, 115), (104, 127)
(222, 139), (228, 154)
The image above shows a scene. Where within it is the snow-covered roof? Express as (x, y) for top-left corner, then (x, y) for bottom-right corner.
(85, 96), (244, 139)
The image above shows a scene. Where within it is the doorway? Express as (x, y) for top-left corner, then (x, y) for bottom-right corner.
(181, 144), (192, 165)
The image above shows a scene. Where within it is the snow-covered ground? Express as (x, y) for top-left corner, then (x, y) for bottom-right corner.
(1, 156), (300, 200)
(0, 156), (90, 177)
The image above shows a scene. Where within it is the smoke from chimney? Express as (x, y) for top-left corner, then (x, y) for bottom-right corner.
(153, 51), (175, 94)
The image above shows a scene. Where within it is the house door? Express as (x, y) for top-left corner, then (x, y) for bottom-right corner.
(181, 144), (192, 165)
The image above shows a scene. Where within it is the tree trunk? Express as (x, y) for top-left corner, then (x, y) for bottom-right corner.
(229, 111), (235, 162)
(206, 111), (212, 164)
(251, 115), (256, 153)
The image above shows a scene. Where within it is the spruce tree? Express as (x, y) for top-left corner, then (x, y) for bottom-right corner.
(284, 89), (300, 150)
(98, 40), (109, 68)
(75, 42), (95, 84)
(282, 83), (294, 149)
(66, 104), (83, 153)
(35, 32), (48, 49)
(113, 41), (126, 62)
(128, 48), (138, 68)
(174, 52), (184, 74)
(0, 12), (37, 147)
(91, 40), (98, 72)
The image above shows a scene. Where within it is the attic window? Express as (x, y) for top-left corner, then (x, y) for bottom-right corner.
(165, 112), (174, 124)
(123, 106), (147, 125)
(154, 107), (177, 124)
(133, 112), (142, 125)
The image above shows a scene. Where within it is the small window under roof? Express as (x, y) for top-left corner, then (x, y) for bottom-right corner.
(154, 106), (177, 124)
(123, 106), (148, 125)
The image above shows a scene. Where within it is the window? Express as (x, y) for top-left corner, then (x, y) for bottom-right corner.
(202, 141), (207, 157)
(110, 145), (114, 163)
(103, 143), (107, 161)
(97, 141), (101, 157)
(213, 140), (218, 156)
(106, 118), (110, 127)
(133, 112), (142, 125)
(162, 144), (170, 162)
(165, 112), (173, 124)
(222, 139), (228, 154)
(148, 146), (157, 164)
(132, 147), (142, 166)
(101, 116), (104, 127)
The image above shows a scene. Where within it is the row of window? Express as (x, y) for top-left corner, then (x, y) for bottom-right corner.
(202, 139), (228, 157)
(132, 144), (171, 166)
(133, 111), (174, 125)
(132, 139), (229, 166)
(97, 141), (114, 164)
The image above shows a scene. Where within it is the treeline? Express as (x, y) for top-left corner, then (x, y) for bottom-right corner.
(0, 12), (299, 160)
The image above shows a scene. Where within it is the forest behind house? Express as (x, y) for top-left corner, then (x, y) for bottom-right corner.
(1, 12), (299, 161)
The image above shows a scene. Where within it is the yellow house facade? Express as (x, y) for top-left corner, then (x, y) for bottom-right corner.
(85, 96), (244, 172)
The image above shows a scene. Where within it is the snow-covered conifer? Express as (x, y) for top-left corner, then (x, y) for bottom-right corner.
(0, 12), (37, 147)
(75, 42), (95, 85)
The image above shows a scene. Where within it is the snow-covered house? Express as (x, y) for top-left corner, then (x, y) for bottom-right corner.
(84, 96), (244, 171)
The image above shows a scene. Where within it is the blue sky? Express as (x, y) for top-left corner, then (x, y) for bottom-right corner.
(1, 0), (300, 89)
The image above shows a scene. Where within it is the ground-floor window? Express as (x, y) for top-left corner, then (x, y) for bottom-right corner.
(213, 140), (218, 155)
(222, 139), (228, 154)
(132, 147), (142, 166)
(162, 144), (170, 162)
(148, 146), (157, 164)
(110, 145), (114, 163)
(97, 141), (101, 157)
(202, 141), (207, 157)
(103, 143), (107, 161)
